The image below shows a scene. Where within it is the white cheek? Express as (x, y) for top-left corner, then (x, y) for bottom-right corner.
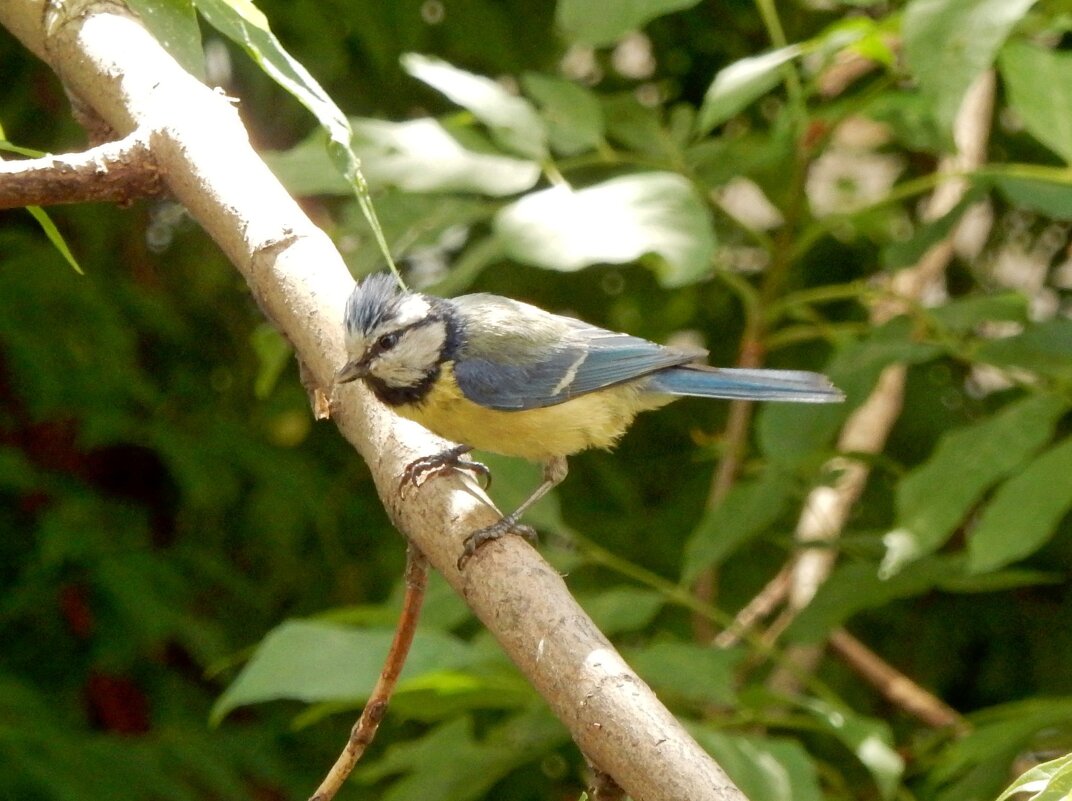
(371, 321), (446, 387)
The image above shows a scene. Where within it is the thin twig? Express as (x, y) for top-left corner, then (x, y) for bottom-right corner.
(713, 564), (791, 648)
(0, 130), (164, 209)
(829, 629), (969, 734)
(309, 546), (429, 801)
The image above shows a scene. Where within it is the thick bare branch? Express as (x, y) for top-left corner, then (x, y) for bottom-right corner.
(0, 131), (163, 209)
(0, 3), (745, 799)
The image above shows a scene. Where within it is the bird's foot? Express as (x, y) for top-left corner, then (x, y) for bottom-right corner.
(400, 445), (491, 495)
(457, 516), (538, 570)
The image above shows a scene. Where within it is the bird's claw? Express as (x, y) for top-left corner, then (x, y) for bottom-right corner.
(457, 517), (538, 570)
(400, 446), (491, 496)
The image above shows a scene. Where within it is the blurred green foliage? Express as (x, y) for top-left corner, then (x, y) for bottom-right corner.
(3, 0), (1072, 799)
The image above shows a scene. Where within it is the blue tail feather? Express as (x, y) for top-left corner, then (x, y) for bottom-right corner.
(647, 367), (843, 403)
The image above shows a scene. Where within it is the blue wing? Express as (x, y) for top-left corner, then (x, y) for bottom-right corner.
(450, 295), (699, 411)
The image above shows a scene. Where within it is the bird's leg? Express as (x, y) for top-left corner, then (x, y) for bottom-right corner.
(400, 444), (491, 493)
(458, 456), (568, 569)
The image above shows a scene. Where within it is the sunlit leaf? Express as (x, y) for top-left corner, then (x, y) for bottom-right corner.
(697, 46), (803, 135)
(493, 172), (715, 286)
(401, 53), (547, 160)
(264, 120), (540, 196)
(555, 0), (702, 46)
(968, 437), (1072, 573)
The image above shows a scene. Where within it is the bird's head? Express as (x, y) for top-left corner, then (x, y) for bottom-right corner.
(335, 274), (454, 400)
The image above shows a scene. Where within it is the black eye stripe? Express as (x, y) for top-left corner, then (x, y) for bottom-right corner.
(369, 316), (441, 356)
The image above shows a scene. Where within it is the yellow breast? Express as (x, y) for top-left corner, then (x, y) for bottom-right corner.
(392, 363), (674, 461)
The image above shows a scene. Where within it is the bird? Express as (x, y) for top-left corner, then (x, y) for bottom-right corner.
(335, 273), (843, 567)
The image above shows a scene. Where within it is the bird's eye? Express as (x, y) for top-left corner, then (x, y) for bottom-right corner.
(377, 332), (400, 350)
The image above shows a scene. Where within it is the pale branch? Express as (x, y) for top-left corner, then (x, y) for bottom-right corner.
(828, 629), (969, 734)
(310, 546), (429, 801)
(0, 131), (164, 209)
(0, 3), (747, 799)
(713, 564), (790, 649)
(766, 71), (996, 696)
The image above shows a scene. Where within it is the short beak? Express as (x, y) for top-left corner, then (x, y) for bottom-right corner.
(335, 358), (368, 385)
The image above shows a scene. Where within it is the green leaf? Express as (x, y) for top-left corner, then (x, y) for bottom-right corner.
(493, 172), (716, 286)
(555, 0), (703, 46)
(194, 0), (350, 146)
(903, 0), (1036, 138)
(927, 292), (1029, 334)
(1000, 41), (1072, 164)
(628, 641), (743, 707)
(997, 752), (1072, 801)
(26, 206), (83, 274)
(681, 472), (793, 582)
(264, 120), (540, 197)
(931, 697), (1072, 788)
(968, 437), (1072, 573)
(689, 728), (824, 801)
(602, 93), (678, 160)
(521, 72), (605, 156)
(884, 394), (1068, 575)
(798, 699), (904, 800)
(211, 620), (474, 723)
(193, 0), (401, 276)
(975, 318), (1072, 380)
(697, 46), (803, 135)
(786, 556), (964, 642)
(577, 586), (665, 635)
(357, 712), (568, 801)
(992, 175), (1072, 219)
(126, 0), (205, 81)
(352, 118), (541, 196)
(759, 319), (941, 467)
(250, 324), (291, 399)
(881, 188), (982, 270)
(401, 53), (547, 160)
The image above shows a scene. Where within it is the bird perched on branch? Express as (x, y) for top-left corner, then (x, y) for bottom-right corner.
(336, 273), (842, 567)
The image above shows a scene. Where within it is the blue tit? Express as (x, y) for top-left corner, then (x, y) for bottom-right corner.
(335, 273), (842, 565)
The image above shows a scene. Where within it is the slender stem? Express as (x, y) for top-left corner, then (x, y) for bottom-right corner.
(753, 0), (805, 115)
(309, 546), (429, 801)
